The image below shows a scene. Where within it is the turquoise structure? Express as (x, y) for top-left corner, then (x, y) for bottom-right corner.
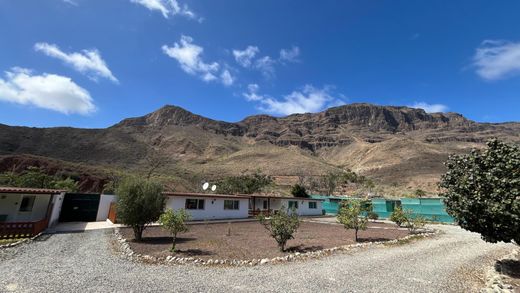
(311, 195), (455, 223)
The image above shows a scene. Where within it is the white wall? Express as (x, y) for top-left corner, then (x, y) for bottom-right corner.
(48, 193), (65, 227)
(0, 193), (52, 222)
(96, 194), (117, 221)
(165, 196), (249, 221)
(250, 197), (323, 216)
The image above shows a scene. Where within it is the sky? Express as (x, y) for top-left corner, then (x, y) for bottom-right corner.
(1, 0), (520, 128)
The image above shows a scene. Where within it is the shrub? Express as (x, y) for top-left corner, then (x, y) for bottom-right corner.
(290, 184), (309, 198)
(368, 211), (379, 221)
(390, 206), (407, 227)
(337, 200), (369, 242)
(218, 171), (273, 194)
(440, 139), (520, 245)
(158, 209), (191, 252)
(405, 215), (426, 234)
(116, 177), (165, 241)
(258, 206), (300, 252)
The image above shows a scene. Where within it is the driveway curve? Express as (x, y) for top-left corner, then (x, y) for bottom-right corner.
(0, 225), (515, 292)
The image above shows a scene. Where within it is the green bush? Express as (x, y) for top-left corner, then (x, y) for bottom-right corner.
(116, 177), (165, 241)
(337, 200), (369, 242)
(390, 207), (407, 227)
(218, 171), (273, 194)
(258, 206), (300, 252)
(290, 184), (309, 198)
(159, 209), (191, 252)
(440, 139), (520, 245)
(368, 211), (379, 221)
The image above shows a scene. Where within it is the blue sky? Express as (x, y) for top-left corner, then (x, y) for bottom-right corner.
(1, 0), (520, 128)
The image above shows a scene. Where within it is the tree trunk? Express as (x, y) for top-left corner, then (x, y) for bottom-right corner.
(133, 225), (144, 242)
(171, 233), (177, 252)
(355, 228), (359, 242)
(280, 241), (285, 252)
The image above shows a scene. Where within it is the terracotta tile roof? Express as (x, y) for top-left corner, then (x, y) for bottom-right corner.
(0, 186), (66, 194)
(163, 192), (251, 199)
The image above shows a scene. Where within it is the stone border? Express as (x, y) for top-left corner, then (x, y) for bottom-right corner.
(0, 232), (45, 249)
(481, 249), (518, 293)
(114, 227), (437, 267)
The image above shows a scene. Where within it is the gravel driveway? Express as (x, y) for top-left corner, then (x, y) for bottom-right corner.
(0, 225), (515, 292)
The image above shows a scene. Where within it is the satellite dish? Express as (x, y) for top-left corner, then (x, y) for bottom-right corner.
(202, 182), (209, 190)
(211, 185), (217, 192)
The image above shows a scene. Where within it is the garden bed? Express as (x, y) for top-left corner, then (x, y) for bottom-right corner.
(119, 221), (409, 260)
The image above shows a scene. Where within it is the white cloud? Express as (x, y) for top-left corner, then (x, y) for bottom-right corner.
(410, 102), (448, 113)
(473, 40), (520, 80)
(232, 46), (259, 68)
(254, 56), (276, 78)
(130, 0), (198, 20)
(220, 69), (234, 86)
(279, 46), (300, 63)
(162, 35), (231, 85)
(243, 84), (344, 115)
(62, 0), (78, 6)
(34, 43), (118, 83)
(0, 67), (95, 115)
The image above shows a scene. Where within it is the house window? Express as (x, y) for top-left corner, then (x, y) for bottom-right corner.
(288, 201), (298, 209)
(309, 202), (317, 209)
(224, 200), (240, 210)
(19, 196), (36, 212)
(185, 198), (205, 210)
(263, 200), (268, 209)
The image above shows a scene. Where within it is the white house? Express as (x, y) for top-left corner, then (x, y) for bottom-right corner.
(250, 195), (323, 216)
(164, 192), (251, 221)
(0, 187), (66, 238)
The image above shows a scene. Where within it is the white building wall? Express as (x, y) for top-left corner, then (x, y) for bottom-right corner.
(0, 193), (52, 222)
(277, 199), (323, 216)
(165, 196), (250, 221)
(96, 194), (117, 221)
(48, 193), (65, 227)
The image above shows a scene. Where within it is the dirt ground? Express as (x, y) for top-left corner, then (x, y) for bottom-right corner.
(120, 221), (409, 260)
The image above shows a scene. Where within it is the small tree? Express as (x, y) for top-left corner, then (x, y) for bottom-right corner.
(258, 207), (300, 252)
(390, 206), (407, 227)
(159, 209), (191, 252)
(52, 177), (79, 192)
(440, 139), (520, 245)
(291, 184), (309, 198)
(414, 189), (426, 198)
(116, 177), (165, 241)
(337, 200), (369, 242)
(404, 215), (426, 234)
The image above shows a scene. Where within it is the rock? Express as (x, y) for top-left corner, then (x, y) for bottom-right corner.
(260, 258), (270, 265)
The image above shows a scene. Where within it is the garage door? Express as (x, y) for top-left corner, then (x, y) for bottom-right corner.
(59, 193), (100, 222)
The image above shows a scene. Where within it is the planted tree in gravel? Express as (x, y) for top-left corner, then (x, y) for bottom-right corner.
(390, 206), (407, 227)
(337, 200), (369, 242)
(159, 208), (191, 252)
(440, 139), (520, 245)
(116, 177), (165, 241)
(258, 207), (300, 252)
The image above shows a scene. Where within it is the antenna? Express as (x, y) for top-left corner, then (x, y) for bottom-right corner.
(211, 184), (217, 192)
(202, 182), (209, 190)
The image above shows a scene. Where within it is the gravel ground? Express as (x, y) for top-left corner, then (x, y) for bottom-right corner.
(0, 225), (515, 293)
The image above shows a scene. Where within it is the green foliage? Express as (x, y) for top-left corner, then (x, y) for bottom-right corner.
(0, 167), (79, 191)
(337, 200), (369, 242)
(390, 206), (407, 227)
(258, 207), (300, 251)
(368, 211), (379, 221)
(440, 139), (520, 245)
(218, 171), (273, 194)
(414, 189), (426, 198)
(320, 170), (375, 196)
(159, 209), (191, 252)
(52, 177), (79, 192)
(405, 215), (426, 234)
(116, 177), (165, 241)
(290, 184), (309, 198)
(321, 171), (341, 196)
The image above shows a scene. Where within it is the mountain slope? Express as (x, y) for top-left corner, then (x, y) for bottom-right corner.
(1, 103), (518, 194)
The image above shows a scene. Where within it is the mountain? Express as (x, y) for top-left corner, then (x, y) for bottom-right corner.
(1, 103), (519, 195)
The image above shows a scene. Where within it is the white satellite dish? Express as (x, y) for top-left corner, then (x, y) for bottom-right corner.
(211, 185), (217, 192)
(202, 182), (209, 190)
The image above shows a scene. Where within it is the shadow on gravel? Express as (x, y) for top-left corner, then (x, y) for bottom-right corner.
(495, 259), (520, 278)
(174, 249), (214, 256)
(135, 236), (197, 245)
(357, 237), (392, 243)
(34, 234), (53, 241)
(286, 245), (324, 253)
